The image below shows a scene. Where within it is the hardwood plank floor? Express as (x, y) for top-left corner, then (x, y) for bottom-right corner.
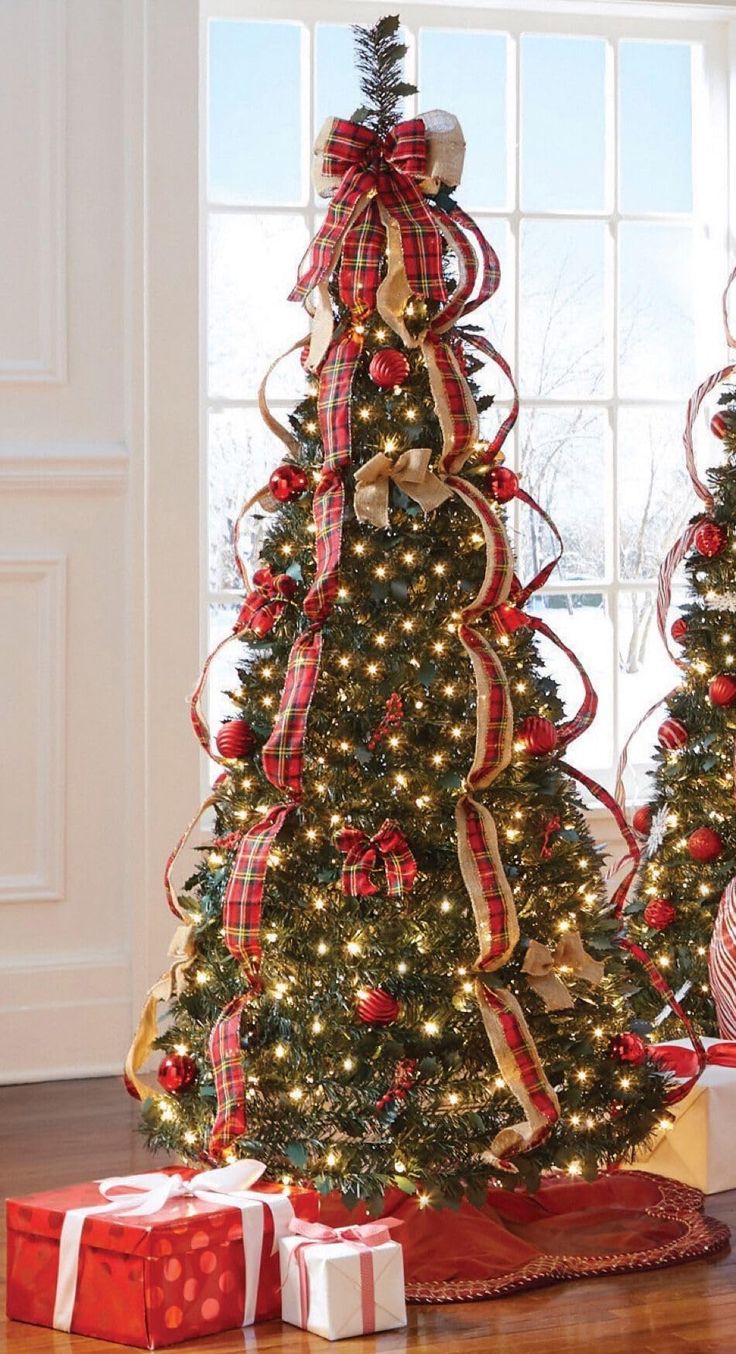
(1, 1078), (734, 1353)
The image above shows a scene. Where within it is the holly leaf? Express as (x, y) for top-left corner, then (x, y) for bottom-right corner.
(355, 745), (373, 766)
(418, 660), (437, 687)
(390, 578), (409, 602)
(393, 1175), (417, 1195)
(286, 1141), (308, 1168)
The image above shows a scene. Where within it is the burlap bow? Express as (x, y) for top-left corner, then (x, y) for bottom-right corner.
(353, 447), (452, 528)
(522, 930), (605, 1011)
(336, 820), (417, 897)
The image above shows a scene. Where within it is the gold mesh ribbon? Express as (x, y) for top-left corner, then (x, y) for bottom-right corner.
(124, 925), (197, 1101)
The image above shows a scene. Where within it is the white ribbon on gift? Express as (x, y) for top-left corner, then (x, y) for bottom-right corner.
(53, 1160), (294, 1332)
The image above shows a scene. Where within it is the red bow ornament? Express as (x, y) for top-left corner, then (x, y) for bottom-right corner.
(336, 819), (417, 897)
(290, 112), (465, 320)
(652, 1040), (736, 1079)
(235, 566), (298, 639)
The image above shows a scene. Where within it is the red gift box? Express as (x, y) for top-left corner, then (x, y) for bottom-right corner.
(6, 1162), (318, 1348)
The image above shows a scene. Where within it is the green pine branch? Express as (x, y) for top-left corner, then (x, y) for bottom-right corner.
(351, 14), (417, 136)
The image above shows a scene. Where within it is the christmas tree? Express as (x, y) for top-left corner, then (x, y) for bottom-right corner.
(129, 17), (672, 1208)
(620, 276), (736, 1039)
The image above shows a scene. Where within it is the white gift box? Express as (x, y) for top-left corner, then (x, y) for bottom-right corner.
(628, 1037), (736, 1194)
(279, 1223), (407, 1342)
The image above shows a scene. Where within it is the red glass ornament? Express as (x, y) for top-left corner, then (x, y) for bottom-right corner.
(269, 463), (309, 503)
(368, 349), (410, 388)
(632, 805), (652, 837)
(711, 413), (730, 440)
(671, 617), (687, 643)
(215, 719), (256, 760)
(517, 715), (559, 757)
(643, 897), (677, 930)
(607, 1032), (648, 1066)
(357, 988), (400, 1025)
(157, 1053), (198, 1093)
(275, 573), (299, 600)
(709, 673), (736, 707)
(487, 466), (519, 504)
(694, 520), (727, 558)
(493, 602), (528, 635)
(657, 718), (688, 751)
(688, 826), (724, 862)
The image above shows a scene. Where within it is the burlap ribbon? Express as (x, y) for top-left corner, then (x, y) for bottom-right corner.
(522, 931), (604, 1012)
(353, 447), (451, 527)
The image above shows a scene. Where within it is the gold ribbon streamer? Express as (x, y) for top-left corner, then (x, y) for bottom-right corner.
(353, 447), (452, 527)
(124, 925), (197, 1101)
(522, 930), (605, 1012)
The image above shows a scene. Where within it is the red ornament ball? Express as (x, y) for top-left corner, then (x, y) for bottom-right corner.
(643, 897), (677, 931)
(709, 673), (736, 707)
(357, 988), (400, 1025)
(711, 413), (731, 440)
(274, 573), (299, 600)
(688, 826), (724, 862)
(368, 349), (410, 388)
(269, 463), (309, 503)
(215, 719), (256, 760)
(632, 805), (653, 837)
(157, 1053), (198, 1094)
(487, 466), (519, 504)
(657, 718), (688, 751)
(694, 520), (727, 558)
(517, 715), (559, 757)
(607, 1032), (648, 1066)
(671, 617), (688, 643)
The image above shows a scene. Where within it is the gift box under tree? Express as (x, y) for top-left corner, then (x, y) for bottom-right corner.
(280, 1217), (407, 1341)
(6, 1162), (318, 1349)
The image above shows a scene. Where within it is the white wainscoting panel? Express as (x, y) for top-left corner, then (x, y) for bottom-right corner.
(0, 555), (66, 904)
(0, 0), (66, 383)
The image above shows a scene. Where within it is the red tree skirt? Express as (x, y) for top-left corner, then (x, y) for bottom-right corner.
(320, 1171), (729, 1302)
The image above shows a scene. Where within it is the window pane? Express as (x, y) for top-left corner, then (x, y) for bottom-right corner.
(618, 407), (696, 582)
(619, 42), (693, 214)
(618, 224), (694, 398)
(208, 214), (308, 400)
(208, 408), (287, 591)
(419, 29), (508, 209)
(315, 24), (364, 131)
(521, 35), (606, 212)
(617, 585), (687, 800)
(520, 220), (610, 398)
(208, 601), (245, 754)
(471, 219), (513, 378)
(208, 21), (304, 204)
(519, 408), (608, 583)
(528, 593), (613, 772)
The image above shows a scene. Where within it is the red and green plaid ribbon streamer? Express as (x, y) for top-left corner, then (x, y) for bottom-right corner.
(209, 994), (251, 1157)
(336, 820), (417, 898)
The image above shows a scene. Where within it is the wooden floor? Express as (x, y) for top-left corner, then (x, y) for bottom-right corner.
(1, 1079), (735, 1353)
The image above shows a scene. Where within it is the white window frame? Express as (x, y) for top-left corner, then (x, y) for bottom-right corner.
(199, 0), (736, 809)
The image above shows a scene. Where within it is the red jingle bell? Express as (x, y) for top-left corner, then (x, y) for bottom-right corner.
(487, 466), (519, 504)
(157, 1053), (198, 1093)
(269, 463), (309, 503)
(688, 826), (724, 862)
(643, 897), (677, 930)
(671, 617), (687, 643)
(215, 719), (256, 760)
(357, 988), (400, 1025)
(657, 718), (688, 751)
(709, 673), (736, 707)
(607, 1032), (648, 1066)
(694, 520), (727, 558)
(517, 715), (559, 757)
(632, 805), (653, 837)
(368, 348), (410, 388)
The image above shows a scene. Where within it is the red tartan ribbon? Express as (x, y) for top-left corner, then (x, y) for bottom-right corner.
(290, 118), (446, 312)
(222, 803), (296, 973)
(336, 820), (417, 897)
(209, 993), (251, 1156)
(236, 566), (298, 639)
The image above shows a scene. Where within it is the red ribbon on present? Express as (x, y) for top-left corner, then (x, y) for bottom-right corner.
(651, 1041), (736, 1079)
(287, 1216), (403, 1337)
(236, 566), (297, 639)
(290, 118), (446, 312)
(336, 820), (417, 897)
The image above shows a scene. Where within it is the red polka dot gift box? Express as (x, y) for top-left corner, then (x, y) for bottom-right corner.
(5, 1163), (318, 1348)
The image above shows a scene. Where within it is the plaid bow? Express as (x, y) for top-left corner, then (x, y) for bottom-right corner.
(336, 819), (417, 897)
(290, 117), (446, 312)
(235, 565), (297, 639)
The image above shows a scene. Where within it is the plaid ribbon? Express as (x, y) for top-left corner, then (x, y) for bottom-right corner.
(290, 118), (446, 312)
(209, 994), (251, 1157)
(222, 803), (296, 972)
(336, 820), (417, 897)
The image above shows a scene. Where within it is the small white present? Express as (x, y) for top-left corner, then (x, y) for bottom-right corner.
(279, 1217), (407, 1341)
(628, 1037), (736, 1194)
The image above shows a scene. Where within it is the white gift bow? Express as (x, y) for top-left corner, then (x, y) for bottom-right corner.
(53, 1160), (294, 1332)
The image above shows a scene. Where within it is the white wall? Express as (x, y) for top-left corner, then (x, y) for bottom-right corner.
(0, 0), (201, 1083)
